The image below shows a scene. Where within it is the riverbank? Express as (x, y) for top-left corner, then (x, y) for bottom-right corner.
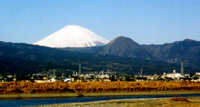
(1, 90), (200, 99)
(35, 97), (200, 107)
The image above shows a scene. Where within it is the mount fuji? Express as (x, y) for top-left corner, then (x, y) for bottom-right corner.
(34, 25), (109, 48)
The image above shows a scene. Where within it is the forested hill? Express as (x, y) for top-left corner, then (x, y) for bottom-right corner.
(0, 41), (198, 76)
(65, 37), (200, 70)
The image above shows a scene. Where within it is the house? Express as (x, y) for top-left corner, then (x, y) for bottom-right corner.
(196, 72), (200, 76)
(63, 78), (74, 82)
(97, 71), (110, 81)
(35, 76), (48, 83)
(84, 74), (95, 82)
(48, 78), (57, 82)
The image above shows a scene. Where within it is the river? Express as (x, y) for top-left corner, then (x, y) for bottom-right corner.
(0, 94), (200, 107)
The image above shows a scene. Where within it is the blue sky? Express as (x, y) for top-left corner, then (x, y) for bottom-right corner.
(0, 0), (200, 44)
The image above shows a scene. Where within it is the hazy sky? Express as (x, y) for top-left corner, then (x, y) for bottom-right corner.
(1, 0), (200, 44)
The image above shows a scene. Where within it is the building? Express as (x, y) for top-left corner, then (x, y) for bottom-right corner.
(96, 71), (110, 81)
(196, 72), (200, 76)
(166, 70), (181, 79)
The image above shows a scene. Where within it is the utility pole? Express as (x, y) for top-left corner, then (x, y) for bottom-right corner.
(53, 69), (56, 78)
(79, 64), (81, 75)
(181, 62), (184, 76)
(140, 68), (143, 76)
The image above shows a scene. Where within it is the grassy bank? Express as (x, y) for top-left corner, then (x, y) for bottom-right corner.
(1, 90), (200, 99)
(35, 97), (200, 107)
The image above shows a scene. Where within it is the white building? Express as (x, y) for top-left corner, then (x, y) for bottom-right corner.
(98, 71), (110, 79)
(96, 71), (110, 81)
(63, 78), (74, 82)
(166, 70), (181, 79)
(196, 72), (200, 76)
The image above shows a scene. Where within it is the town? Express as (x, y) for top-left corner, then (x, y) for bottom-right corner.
(1, 63), (200, 83)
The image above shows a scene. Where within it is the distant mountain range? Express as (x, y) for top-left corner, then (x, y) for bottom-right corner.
(34, 25), (200, 69)
(143, 39), (200, 65)
(66, 36), (200, 69)
(0, 36), (200, 76)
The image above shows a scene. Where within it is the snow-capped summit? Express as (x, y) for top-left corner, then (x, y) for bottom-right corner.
(34, 25), (109, 48)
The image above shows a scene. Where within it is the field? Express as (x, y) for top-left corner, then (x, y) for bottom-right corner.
(0, 81), (200, 94)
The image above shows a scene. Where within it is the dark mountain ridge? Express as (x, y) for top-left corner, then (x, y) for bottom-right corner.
(98, 37), (200, 68)
(99, 36), (154, 60)
(1, 41), (185, 76)
(143, 39), (200, 66)
(63, 36), (200, 69)
(1, 36), (200, 76)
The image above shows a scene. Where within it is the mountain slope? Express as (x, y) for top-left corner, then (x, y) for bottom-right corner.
(0, 41), (189, 76)
(98, 36), (200, 68)
(34, 25), (109, 48)
(143, 39), (200, 66)
(99, 36), (153, 59)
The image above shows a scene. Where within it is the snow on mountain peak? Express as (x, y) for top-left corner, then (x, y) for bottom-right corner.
(34, 25), (109, 48)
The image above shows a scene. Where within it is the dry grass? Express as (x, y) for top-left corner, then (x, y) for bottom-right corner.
(0, 81), (200, 94)
(0, 82), (70, 94)
(158, 97), (200, 107)
(68, 81), (200, 92)
(169, 97), (190, 103)
(35, 97), (200, 107)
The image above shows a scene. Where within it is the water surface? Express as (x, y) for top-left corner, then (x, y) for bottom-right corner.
(0, 94), (200, 107)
